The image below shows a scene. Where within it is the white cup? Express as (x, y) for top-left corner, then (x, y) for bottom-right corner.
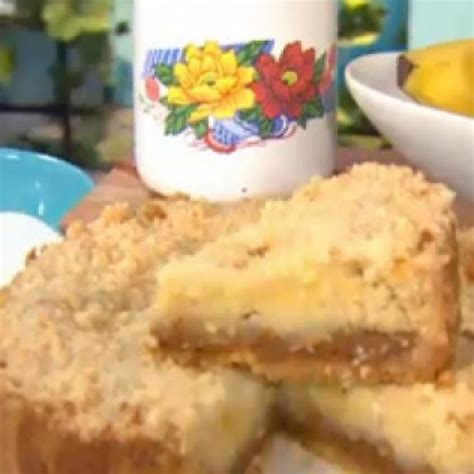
(134, 0), (337, 201)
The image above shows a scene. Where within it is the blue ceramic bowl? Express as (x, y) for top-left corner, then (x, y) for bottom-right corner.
(0, 148), (94, 229)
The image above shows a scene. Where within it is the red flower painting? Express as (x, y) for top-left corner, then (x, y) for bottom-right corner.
(251, 41), (317, 119)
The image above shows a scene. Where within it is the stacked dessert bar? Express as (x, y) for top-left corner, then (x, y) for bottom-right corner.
(0, 164), (472, 474)
(152, 164), (472, 473)
(154, 164), (459, 385)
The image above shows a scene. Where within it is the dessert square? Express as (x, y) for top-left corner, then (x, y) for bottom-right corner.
(0, 199), (273, 474)
(280, 334), (474, 474)
(155, 164), (459, 384)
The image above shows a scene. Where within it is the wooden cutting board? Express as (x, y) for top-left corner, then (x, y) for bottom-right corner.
(62, 147), (474, 230)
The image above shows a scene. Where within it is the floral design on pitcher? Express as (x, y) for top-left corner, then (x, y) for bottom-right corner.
(140, 40), (336, 154)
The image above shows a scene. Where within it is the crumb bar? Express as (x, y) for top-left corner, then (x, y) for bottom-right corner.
(154, 164), (459, 384)
(0, 199), (274, 474)
(280, 334), (474, 474)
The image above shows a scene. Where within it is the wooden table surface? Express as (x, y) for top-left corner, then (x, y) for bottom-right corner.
(62, 147), (474, 229)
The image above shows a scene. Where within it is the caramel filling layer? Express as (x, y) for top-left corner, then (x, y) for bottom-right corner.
(153, 324), (449, 383)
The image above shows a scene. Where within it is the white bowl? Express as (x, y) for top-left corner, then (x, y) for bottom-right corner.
(0, 212), (62, 287)
(345, 52), (474, 201)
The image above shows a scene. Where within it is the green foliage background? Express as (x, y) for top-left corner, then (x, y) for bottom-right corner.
(1, 0), (112, 97)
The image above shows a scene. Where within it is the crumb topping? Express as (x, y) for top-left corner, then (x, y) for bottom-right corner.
(207, 164), (455, 272)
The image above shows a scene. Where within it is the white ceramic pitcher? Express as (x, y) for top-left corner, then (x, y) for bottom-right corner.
(135, 0), (337, 201)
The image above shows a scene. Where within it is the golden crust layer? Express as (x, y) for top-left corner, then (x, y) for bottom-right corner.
(155, 164), (459, 383)
(0, 199), (273, 473)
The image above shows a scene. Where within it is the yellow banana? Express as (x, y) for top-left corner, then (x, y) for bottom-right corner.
(398, 39), (474, 117)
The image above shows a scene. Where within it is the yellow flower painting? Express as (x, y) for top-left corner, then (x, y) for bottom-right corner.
(167, 42), (256, 123)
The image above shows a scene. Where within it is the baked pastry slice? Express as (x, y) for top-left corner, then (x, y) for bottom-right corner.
(275, 233), (474, 474)
(154, 164), (459, 384)
(0, 199), (274, 474)
(280, 333), (474, 474)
